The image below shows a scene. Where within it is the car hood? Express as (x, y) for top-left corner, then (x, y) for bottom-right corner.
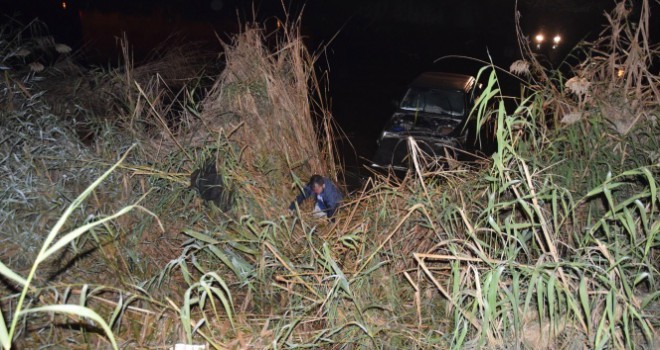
(382, 111), (465, 139)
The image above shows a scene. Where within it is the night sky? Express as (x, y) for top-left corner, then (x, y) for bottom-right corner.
(1, 1), (619, 58)
(2, 0), (653, 163)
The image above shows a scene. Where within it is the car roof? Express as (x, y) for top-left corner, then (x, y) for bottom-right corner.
(410, 72), (476, 92)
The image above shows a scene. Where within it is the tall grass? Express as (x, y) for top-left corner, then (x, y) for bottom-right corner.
(1, 1), (658, 348)
(0, 147), (140, 350)
(411, 64), (659, 348)
(199, 21), (339, 217)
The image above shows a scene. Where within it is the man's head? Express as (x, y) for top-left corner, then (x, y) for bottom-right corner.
(309, 174), (325, 195)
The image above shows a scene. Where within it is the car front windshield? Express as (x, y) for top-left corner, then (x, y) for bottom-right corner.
(400, 87), (465, 117)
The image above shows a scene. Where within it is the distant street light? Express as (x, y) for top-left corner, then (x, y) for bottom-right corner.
(552, 35), (561, 49)
(535, 33), (544, 49)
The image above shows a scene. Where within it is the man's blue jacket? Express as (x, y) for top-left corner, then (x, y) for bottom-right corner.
(289, 177), (343, 218)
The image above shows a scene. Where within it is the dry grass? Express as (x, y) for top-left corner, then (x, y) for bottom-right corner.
(514, 0), (659, 135)
(1, 2), (659, 349)
(196, 23), (337, 217)
(571, 0), (660, 134)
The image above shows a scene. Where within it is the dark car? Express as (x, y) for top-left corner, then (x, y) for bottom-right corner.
(370, 72), (483, 172)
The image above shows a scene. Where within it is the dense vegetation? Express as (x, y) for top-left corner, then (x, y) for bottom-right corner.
(1, 1), (658, 349)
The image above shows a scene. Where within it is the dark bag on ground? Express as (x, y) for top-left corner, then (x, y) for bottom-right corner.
(189, 159), (233, 211)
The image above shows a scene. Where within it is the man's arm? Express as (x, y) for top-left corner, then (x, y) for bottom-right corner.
(289, 184), (312, 211)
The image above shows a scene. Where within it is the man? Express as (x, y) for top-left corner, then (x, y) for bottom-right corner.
(289, 174), (343, 219)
